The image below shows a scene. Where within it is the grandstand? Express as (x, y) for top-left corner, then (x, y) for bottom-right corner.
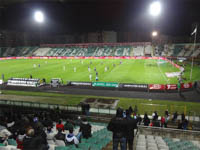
(1, 43), (200, 57)
(0, 99), (200, 150)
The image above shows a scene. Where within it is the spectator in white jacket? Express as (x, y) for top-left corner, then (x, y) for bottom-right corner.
(66, 128), (81, 146)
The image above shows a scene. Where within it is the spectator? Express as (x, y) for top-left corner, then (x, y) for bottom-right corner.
(128, 106), (133, 114)
(56, 120), (64, 132)
(133, 105), (138, 115)
(45, 126), (54, 140)
(80, 102), (86, 115)
(177, 120), (183, 129)
(23, 128), (48, 150)
(16, 128), (25, 150)
(75, 116), (82, 126)
(85, 103), (90, 116)
(183, 119), (188, 130)
(152, 111), (158, 121)
(164, 115), (169, 128)
(181, 113), (185, 121)
(66, 128), (81, 146)
(143, 113), (150, 126)
(64, 119), (74, 131)
(42, 116), (53, 128)
(126, 110), (137, 150)
(55, 128), (65, 142)
(107, 107), (127, 150)
(152, 119), (160, 127)
(161, 116), (165, 128)
(165, 109), (169, 117)
(79, 118), (92, 139)
(172, 112), (178, 122)
(137, 114), (142, 125)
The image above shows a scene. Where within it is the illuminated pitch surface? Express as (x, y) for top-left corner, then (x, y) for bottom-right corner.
(0, 59), (199, 84)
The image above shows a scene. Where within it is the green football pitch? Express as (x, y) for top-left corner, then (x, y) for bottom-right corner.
(0, 59), (199, 84)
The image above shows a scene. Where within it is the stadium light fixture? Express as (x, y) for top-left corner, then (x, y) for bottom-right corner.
(152, 31), (158, 37)
(149, 1), (161, 17)
(34, 11), (44, 23)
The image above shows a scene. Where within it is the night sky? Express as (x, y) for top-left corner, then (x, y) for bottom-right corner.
(0, 0), (200, 36)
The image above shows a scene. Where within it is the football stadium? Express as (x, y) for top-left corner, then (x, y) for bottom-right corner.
(0, 0), (200, 150)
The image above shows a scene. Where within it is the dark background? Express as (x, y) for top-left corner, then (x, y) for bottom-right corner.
(0, 0), (200, 36)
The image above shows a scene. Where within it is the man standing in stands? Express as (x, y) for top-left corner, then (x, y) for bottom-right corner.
(107, 107), (127, 150)
(172, 111), (178, 122)
(85, 103), (90, 116)
(143, 113), (150, 126)
(79, 118), (92, 139)
(126, 110), (137, 150)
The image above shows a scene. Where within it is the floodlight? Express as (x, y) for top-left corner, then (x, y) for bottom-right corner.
(152, 31), (158, 37)
(34, 11), (44, 23)
(149, 1), (161, 17)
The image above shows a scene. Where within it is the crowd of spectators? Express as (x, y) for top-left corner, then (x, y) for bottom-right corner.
(0, 104), (192, 150)
(138, 109), (189, 130)
(0, 108), (92, 150)
(108, 106), (191, 150)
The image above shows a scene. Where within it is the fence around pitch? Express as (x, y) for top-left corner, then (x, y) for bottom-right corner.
(0, 99), (199, 122)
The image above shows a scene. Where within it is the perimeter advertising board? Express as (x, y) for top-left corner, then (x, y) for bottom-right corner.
(166, 84), (177, 90)
(92, 82), (119, 88)
(149, 84), (165, 90)
(181, 83), (193, 89)
(70, 81), (92, 86)
(122, 83), (148, 90)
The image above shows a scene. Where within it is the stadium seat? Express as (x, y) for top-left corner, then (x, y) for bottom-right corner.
(55, 146), (69, 150)
(55, 140), (66, 146)
(7, 139), (17, 146)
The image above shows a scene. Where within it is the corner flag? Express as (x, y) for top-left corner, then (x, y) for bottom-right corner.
(191, 27), (197, 36)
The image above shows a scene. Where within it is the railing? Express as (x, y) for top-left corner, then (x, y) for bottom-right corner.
(137, 125), (200, 141)
(0, 99), (116, 115)
(0, 99), (199, 122)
